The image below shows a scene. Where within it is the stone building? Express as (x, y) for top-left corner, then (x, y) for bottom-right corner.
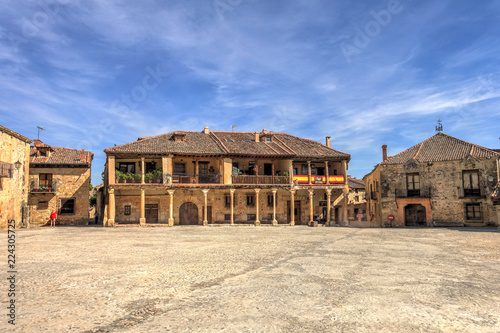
(0, 125), (32, 229)
(364, 133), (500, 227)
(29, 139), (93, 226)
(344, 176), (368, 227)
(101, 128), (351, 227)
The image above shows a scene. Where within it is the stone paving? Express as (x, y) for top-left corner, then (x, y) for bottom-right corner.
(2, 226), (500, 332)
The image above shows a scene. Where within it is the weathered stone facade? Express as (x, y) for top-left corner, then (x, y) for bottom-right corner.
(29, 140), (93, 226)
(364, 133), (500, 227)
(345, 177), (368, 227)
(103, 129), (351, 227)
(0, 125), (31, 229)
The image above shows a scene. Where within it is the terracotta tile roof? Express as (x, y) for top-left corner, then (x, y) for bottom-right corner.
(0, 125), (32, 143)
(30, 140), (93, 166)
(381, 132), (500, 165)
(348, 177), (365, 189)
(104, 130), (350, 161)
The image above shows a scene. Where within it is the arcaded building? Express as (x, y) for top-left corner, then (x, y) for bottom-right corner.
(29, 139), (93, 226)
(0, 125), (32, 229)
(364, 133), (500, 227)
(101, 128), (351, 226)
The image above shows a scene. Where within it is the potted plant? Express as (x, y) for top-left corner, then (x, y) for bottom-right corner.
(115, 170), (124, 183)
(145, 172), (153, 183)
(154, 169), (163, 183)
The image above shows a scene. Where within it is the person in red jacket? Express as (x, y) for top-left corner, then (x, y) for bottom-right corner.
(50, 209), (57, 227)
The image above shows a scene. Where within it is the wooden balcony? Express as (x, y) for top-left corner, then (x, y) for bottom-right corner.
(30, 183), (57, 193)
(232, 175), (290, 185)
(172, 173), (221, 184)
(292, 175), (345, 185)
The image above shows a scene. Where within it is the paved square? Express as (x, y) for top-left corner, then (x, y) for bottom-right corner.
(5, 226), (500, 332)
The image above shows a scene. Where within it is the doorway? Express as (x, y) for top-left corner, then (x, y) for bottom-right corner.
(145, 204), (158, 223)
(287, 200), (302, 224)
(179, 202), (199, 225)
(202, 206), (213, 223)
(404, 204), (427, 226)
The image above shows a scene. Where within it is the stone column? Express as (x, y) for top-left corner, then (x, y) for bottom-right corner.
(272, 188), (278, 226)
(202, 189), (209, 226)
(168, 190), (175, 226)
(108, 156), (116, 185)
(307, 161), (312, 184)
(325, 161), (329, 185)
(342, 160), (348, 184)
(326, 189), (332, 226)
(290, 189), (296, 226)
(288, 160), (294, 184)
(141, 157), (145, 184)
(162, 155), (173, 184)
(230, 189), (235, 225)
(308, 189), (314, 225)
(254, 188), (261, 226)
(140, 188), (146, 225)
(108, 188), (115, 227)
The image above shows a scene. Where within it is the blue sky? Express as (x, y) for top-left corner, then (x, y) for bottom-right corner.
(1, 0), (499, 185)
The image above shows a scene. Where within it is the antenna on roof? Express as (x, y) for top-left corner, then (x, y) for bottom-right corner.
(435, 120), (443, 132)
(231, 125), (238, 131)
(37, 126), (45, 139)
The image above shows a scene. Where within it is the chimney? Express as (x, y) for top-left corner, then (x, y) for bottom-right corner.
(203, 126), (210, 135)
(326, 136), (331, 148)
(255, 132), (260, 142)
(382, 145), (388, 162)
(262, 128), (268, 134)
(80, 149), (85, 162)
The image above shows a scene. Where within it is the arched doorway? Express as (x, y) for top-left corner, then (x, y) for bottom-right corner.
(404, 204), (427, 226)
(179, 202), (199, 225)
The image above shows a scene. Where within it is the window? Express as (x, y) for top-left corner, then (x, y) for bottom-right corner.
(463, 170), (480, 197)
(406, 173), (420, 197)
(267, 194), (274, 206)
(145, 162), (156, 173)
(38, 201), (49, 210)
(173, 163), (186, 175)
(319, 201), (327, 207)
(465, 203), (481, 220)
(226, 138), (233, 142)
(265, 137), (271, 142)
(60, 198), (75, 214)
(247, 214), (256, 221)
(39, 150), (47, 157)
(246, 194), (255, 206)
(39, 173), (53, 187)
(267, 213), (273, 221)
(225, 194), (234, 207)
(124, 205), (131, 216)
(118, 163), (135, 173)
(174, 134), (186, 142)
(244, 139), (250, 143)
(224, 214), (231, 221)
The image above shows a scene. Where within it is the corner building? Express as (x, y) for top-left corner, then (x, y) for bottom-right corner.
(102, 128), (351, 227)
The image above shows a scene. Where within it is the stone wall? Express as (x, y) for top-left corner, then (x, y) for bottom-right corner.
(29, 167), (91, 225)
(0, 132), (30, 229)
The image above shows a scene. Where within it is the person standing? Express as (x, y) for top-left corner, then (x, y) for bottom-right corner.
(50, 209), (57, 227)
(94, 210), (99, 224)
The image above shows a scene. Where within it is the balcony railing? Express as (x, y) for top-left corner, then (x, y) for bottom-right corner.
(232, 175), (290, 185)
(30, 183), (57, 193)
(292, 175), (345, 185)
(395, 187), (432, 198)
(172, 173), (221, 184)
(115, 171), (163, 184)
(0, 162), (13, 178)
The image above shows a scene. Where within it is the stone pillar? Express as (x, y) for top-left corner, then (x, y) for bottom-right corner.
(202, 189), (209, 226)
(141, 157), (145, 184)
(108, 156), (116, 185)
(108, 188), (115, 227)
(254, 188), (261, 226)
(140, 188), (146, 225)
(325, 161), (329, 185)
(288, 160), (294, 184)
(290, 189), (295, 226)
(307, 161), (312, 185)
(162, 155), (173, 184)
(343, 160), (348, 184)
(230, 189), (235, 225)
(308, 189), (314, 225)
(168, 190), (175, 226)
(326, 189), (332, 226)
(272, 188), (278, 226)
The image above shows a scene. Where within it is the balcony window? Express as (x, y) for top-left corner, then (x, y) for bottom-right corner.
(39, 173), (53, 187)
(118, 163), (135, 173)
(267, 194), (274, 207)
(463, 170), (480, 197)
(174, 163), (186, 174)
(406, 173), (420, 197)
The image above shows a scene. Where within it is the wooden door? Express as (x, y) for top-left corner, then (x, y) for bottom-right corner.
(404, 204), (426, 226)
(202, 206), (212, 223)
(145, 204), (158, 223)
(264, 163), (273, 176)
(287, 200), (302, 224)
(179, 202), (198, 225)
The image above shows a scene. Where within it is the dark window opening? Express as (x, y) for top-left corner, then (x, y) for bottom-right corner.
(246, 195), (255, 206)
(407, 173), (420, 197)
(174, 163), (186, 174)
(463, 170), (480, 197)
(224, 214), (231, 221)
(247, 214), (256, 221)
(118, 163), (135, 173)
(267, 194), (274, 206)
(60, 198), (75, 214)
(465, 203), (481, 220)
